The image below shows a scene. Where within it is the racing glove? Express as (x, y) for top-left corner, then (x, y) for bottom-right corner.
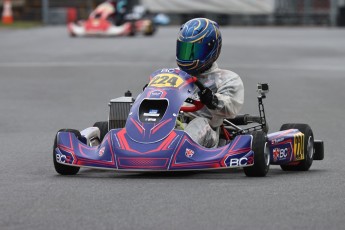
(198, 87), (218, 110)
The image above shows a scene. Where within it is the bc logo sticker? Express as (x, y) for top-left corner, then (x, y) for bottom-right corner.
(149, 73), (184, 88)
(56, 153), (73, 163)
(273, 147), (289, 162)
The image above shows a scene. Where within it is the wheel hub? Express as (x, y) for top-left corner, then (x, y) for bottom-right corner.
(307, 136), (314, 159)
(264, 142), (270, 166)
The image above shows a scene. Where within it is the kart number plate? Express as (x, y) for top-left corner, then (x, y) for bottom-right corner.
(294, 132), (305, 160)
(149, 74), (184, 88)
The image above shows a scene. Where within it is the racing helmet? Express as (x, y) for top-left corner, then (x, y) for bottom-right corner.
(176, 18), (222, 75)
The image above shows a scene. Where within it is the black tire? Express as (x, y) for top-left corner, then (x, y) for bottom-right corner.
(53, 129), (80, 175)
(93, 121), (109, 141)
(143, 20), (156, 36)
(243, 131), (270, 177)
(280, 123), (314, 171)
(128, 21), (136, 36)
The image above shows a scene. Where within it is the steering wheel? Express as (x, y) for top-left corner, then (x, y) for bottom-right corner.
(180, 77), (205, 112)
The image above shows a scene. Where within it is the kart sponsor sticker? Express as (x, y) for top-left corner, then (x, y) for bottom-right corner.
(226, 157), (249, 167)
(150, 91), (163, 97)
(160, 68), (176, 73)
(56, 153), (72, 163)
(149, 73), (184, 88)
(294, 133), (305, 160)
(224, 151), (254, 167)
(143, 109), (160, 117)
(271, 137), (284, 145)
(99, 147), (105, 157)
(273, 147), (289, 162)
(145, 118), (156, 122)
(149, 109), (158, 114)
(56, 153), (67, 163)
(230, 157), (248, 167)
(143, 113), (160, 117)
(185, 148), (195, 158)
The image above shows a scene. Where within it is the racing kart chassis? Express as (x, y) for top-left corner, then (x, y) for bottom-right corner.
(68, 17), (156, 37)
(53, 69), (324, 177)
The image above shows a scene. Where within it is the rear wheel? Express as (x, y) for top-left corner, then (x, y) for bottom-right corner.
(53, 129), (80, 175)
(243, 131), (270, 177)
(143, 20), (156, 36)
(280, 123), (314, 171)
(93, 121), (109, 141)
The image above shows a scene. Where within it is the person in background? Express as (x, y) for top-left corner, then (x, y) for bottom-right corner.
(90, 0), (128, 25)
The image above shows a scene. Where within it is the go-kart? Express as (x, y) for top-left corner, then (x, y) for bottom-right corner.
(53, 68), (324, 177)
(67, 11), (155, 37)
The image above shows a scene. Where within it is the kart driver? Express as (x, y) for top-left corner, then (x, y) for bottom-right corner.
(176, 18), (244, 148)
(90, 0), (128, 26)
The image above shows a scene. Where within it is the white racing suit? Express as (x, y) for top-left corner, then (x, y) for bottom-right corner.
(184, 62), (244, 148)
(90, 2), (115, 20)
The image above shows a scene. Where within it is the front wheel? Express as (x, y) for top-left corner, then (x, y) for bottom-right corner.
(53, 129), (80, 175)
(280, 123), (314, 171)
(243, 131), (270, 177)
(128, 21), (136, 36)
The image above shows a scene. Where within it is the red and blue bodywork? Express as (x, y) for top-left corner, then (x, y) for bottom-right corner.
(54, 68), (305, 171)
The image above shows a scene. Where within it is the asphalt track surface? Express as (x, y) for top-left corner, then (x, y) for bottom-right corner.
(0, 26), (345, 230)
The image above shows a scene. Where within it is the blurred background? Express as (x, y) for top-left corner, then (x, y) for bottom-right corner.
(1, 0), (345, 27)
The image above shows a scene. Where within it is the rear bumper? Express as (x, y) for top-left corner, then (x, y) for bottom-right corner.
(314, 140), (324, 160)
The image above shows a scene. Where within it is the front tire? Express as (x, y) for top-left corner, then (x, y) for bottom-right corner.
(280, 123), (314, 171)
(128, 21), (136, 36)
(243, 131), (270, 177)
(53, 129), (80, 175)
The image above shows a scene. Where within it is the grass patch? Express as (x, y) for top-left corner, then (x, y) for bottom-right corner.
(0, 21), (42, 29)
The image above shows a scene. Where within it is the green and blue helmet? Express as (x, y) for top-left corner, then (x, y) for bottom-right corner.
(176, 18), (222, 75)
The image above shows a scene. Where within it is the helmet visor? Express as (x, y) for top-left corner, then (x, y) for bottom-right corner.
(176, 41), (213, 61)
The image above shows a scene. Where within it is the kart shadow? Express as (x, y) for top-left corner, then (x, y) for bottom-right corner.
(72, 168), (246, 180)
(63, 167), (326, 180)
(268, 167), (327, 176)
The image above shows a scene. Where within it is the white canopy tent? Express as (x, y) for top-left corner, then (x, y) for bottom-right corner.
(140, 0), (275, 14)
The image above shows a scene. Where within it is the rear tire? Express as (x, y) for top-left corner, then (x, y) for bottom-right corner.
(143, 20), (156, 36)
(93, 121), (109, 141)
(280, 123), (314, 171)
(53, 129), (80, 175)
(243, 131), (270, 177)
